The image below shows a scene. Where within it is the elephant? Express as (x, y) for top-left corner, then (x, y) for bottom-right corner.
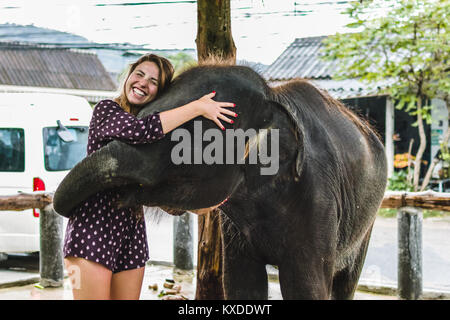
(53, 63), (387, 300)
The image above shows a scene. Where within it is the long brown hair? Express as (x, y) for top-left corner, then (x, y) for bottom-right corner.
(115, 54), (174, 115)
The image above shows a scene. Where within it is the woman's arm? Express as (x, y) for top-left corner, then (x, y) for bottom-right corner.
(159, 92), (236, 133)
(93, 92), (236, 145)
(93, 100), (165, 144)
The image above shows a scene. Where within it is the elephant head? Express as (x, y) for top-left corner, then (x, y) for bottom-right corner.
(53, 64), (301, 218)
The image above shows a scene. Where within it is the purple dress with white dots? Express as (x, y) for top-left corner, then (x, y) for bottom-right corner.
(63, 99), (165, 273)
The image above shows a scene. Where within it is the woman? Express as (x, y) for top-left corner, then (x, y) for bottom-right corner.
(63, 54), (236, 300)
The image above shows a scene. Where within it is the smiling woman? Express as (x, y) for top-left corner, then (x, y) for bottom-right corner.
(115, 54), (174, 115)
(61, 53), (236, 300)
(125, 61), (159, 105)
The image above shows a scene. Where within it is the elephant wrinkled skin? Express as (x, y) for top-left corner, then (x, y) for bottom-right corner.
(53, 64), (387, 300)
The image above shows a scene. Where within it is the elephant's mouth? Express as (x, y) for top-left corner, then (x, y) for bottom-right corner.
(158, 195), (230, 217)
(158, 206), (186, 216)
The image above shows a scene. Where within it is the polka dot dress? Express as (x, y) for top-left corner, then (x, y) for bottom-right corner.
(63, 99), (165, 273)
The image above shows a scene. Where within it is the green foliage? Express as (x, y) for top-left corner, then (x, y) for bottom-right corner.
(441, 141), (450, 163)
(387, 169), (414, 191)
(322, 0), (449, 191)
(440, 141), (450, 178)
(167, 52), (197, 76)
(322, 0), (450, 114)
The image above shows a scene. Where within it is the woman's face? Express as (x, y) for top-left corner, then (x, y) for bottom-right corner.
(125, 61), (160, 106)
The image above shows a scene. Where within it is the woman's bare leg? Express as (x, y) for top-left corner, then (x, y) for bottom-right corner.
(110, 267), (145, 300)
(65, 257), (112, 300)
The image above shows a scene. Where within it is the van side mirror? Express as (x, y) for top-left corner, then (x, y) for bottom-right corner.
(56, 120), (75, 143)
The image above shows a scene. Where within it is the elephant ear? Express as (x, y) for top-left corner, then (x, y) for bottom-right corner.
(267, 98), (305, 181)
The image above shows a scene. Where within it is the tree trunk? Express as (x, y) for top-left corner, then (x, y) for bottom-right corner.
(407, 139), (414, 187)
(196, 0), (236, 63)
(413, 96), (427, 191)
(195, 0), (236, 300)
(195, 209), (225, 299)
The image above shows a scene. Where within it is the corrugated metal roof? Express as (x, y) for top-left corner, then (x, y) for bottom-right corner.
(0, 42), (117, 91)
(268, 79), (388, 100)
(311, 79), (388, 99)
(263, 36), (341, 81)
(262, 36), (388, 99)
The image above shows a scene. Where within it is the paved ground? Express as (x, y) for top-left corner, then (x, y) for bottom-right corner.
(0, 213), (449, 300)
(0, 264), (397, 300)
(360, 215), (450, 294)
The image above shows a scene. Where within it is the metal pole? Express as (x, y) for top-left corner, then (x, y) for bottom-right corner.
(397, 206), (423, 300)
(173, 211), (194, 270)
(39, 204), (64, 287)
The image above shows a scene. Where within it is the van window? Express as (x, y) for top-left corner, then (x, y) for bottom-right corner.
(43, 126), (88, 171)
(0, 128), (25, 172)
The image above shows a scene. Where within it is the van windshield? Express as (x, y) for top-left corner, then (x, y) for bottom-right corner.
(43, 126), (88, 171)
(0, 128), (25, 172)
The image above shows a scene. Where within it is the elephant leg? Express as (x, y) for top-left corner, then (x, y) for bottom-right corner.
(278, 250), (335, 300)
(221, 217), (268, 300)
(331, 224), (374, 300)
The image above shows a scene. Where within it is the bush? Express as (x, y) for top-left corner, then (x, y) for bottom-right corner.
(387, 169), (414, 191)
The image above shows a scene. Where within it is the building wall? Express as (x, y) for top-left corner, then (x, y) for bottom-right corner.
(431, 98), (449, 158)
(343, 95), (437, 179)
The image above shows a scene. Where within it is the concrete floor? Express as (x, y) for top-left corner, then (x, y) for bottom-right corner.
(1, 214), (449, 300)
(0, 264), (397, 300)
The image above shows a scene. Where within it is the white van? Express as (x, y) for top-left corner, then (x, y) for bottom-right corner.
(0, 93), (92, 253)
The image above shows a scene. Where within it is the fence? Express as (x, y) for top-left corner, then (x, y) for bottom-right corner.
(380, 190), (450, 299)
(1, 190), (450, 299)
(0, 191), (195, 288)
(0, 192), (62, 287)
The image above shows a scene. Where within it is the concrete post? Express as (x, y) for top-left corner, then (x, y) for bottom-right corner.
(173, 212), (194, 270)
(397, 207), (423, 300)
(39, 204), (64, 287)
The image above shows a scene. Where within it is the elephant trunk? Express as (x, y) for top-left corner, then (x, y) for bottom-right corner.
(53, 140), (163, 217)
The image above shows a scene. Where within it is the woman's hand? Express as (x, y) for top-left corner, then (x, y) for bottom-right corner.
(159, 91), (236, 134)
(193, 92), (237, 130)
